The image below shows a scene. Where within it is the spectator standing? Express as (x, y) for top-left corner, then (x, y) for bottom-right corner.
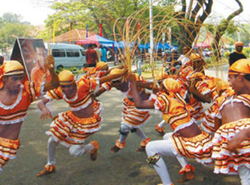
(84, 44), (98, 67)
(0, 55), (4, 66)
(100, 45), (107, 62)
(167, 49), (181, 74)
(177, 46), (191, 66)
(93, 43), (102, 62)
(228, 41), (246, 66)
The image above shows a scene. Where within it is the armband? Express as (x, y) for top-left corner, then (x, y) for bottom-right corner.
(146, 153), (161, 165)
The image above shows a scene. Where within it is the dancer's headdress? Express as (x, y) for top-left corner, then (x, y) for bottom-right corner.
(229, 59), (250, 75)
(58, 70), (75, 85)
(0, 60), (25, 88)
(110, 68), (125, 83)
(235, 42), (244, 47)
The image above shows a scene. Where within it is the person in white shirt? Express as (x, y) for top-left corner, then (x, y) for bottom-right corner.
(177, 46), (190, 66)
(93, 44), (102, 62)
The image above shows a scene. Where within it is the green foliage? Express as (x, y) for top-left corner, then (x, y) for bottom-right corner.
(40, 0), (175, 41)
(224, 51), (230, 59)
(225, 21), (238, 35)
(1, 13), (24, 25)
(204, 57), (228, 67)
(0, 24), (32, 52)
(55, 66), (85, 77)
(0, 13), (33, 52)
(141, 60), (161, 72)
(141, 62), (151, 72)
(243, 47), (250, 58)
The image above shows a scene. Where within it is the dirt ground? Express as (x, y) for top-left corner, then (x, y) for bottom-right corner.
(0, 88), (241, 185)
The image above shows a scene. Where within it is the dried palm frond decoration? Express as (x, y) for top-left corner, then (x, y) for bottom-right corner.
(98, 0), (248, 89)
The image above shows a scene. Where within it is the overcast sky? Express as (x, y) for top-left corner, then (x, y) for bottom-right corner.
(0, 0), (54, 25)
(0, 0), (250, 25)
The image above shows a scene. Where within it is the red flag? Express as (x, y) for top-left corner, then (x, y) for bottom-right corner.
(99, 23), (102, 36)
(137, 21), (140, 31)
(137, 21), (140, 41)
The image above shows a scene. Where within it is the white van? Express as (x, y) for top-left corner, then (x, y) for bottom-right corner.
(45, 43), (86, 70)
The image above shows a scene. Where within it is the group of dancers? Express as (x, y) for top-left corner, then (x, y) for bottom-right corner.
(1, 52), (250, 185)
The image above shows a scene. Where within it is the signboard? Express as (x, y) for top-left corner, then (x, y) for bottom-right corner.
(10, 38), (49, 83)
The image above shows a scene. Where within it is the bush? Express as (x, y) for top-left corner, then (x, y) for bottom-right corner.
(224, 51), (230, 59)
(55, 66), (85, 79)
(204, 57), (228, 67)
(243, 47), (250, 58)
(141, 63), (152, 72)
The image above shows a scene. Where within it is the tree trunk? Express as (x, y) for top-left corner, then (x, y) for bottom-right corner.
(176, 0), (213, 51)
(212, 0), (243, 62)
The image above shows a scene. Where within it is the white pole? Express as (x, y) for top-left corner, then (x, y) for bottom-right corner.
(149, 0), (154, 69)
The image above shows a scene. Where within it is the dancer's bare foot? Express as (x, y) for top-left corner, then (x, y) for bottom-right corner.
(136, 146), (145, 152)
(90, 149), (98, 161)
(156, 130), (165, 136)
(155, 125), (165, 136)
(110, 145), (120, 153)
(90, 141), (99, 161)
(178, 171), (195, 183)
(37, 165), (55, 177)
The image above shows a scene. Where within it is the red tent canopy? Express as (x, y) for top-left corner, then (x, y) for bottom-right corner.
(195, 42), (211, 48)
(76, 35), (114, 45)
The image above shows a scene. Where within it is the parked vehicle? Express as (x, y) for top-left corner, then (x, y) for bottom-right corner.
(45, 43), (86, 70)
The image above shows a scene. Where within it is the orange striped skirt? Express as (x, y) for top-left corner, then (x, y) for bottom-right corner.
(200, 103), (218, 134)
(0, 137), (20, 172)
(93, 100), (103, 115)
(46, 111), (102, 147)
(122, 97), (151, 127)
(189, 98), (205, 121)
(171, 131), (213, 164)
(212, 118), (250, 174)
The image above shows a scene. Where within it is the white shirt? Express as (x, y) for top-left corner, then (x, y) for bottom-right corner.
(177, 55), (190, 66)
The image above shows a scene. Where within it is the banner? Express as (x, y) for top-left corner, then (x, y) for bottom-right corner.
(10, 38), (48, 84)
(86, 24), (88, 38)
(69, 22), (72, 44)
(53, 21), (57, 43)
(99, 23), (102, 37)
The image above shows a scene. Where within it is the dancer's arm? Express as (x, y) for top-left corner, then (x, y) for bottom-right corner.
(214, 117), (222, 131)
(127, 73), (154, 109)
(228, 128), (250, 153)
(99, 69), (128, 84)
(187, 79), (211, 103)
(37, 97), (53, 120)
(94, 86), (107, 97)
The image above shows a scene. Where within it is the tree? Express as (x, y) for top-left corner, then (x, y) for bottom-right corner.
(42, 0), (167, 40)
(212, 0), (243, 60)
(41, 0), (245, 57)
(173, 0), (213, 50)
(0, 13), (33, 52)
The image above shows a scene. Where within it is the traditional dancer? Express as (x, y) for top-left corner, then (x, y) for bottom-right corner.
(83, 61), (109, 79)
(212, 59), (250, 185)
(0, 56), (59, 172)
(155, 71), (211, 135)
(83, 61), (110, 116)
(128, 74), (213, 185)
(201, 80), (234, 134)
(153, 74), (189, 136)
(95, 68), (151, 153)
(37, 68), (127, 177)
